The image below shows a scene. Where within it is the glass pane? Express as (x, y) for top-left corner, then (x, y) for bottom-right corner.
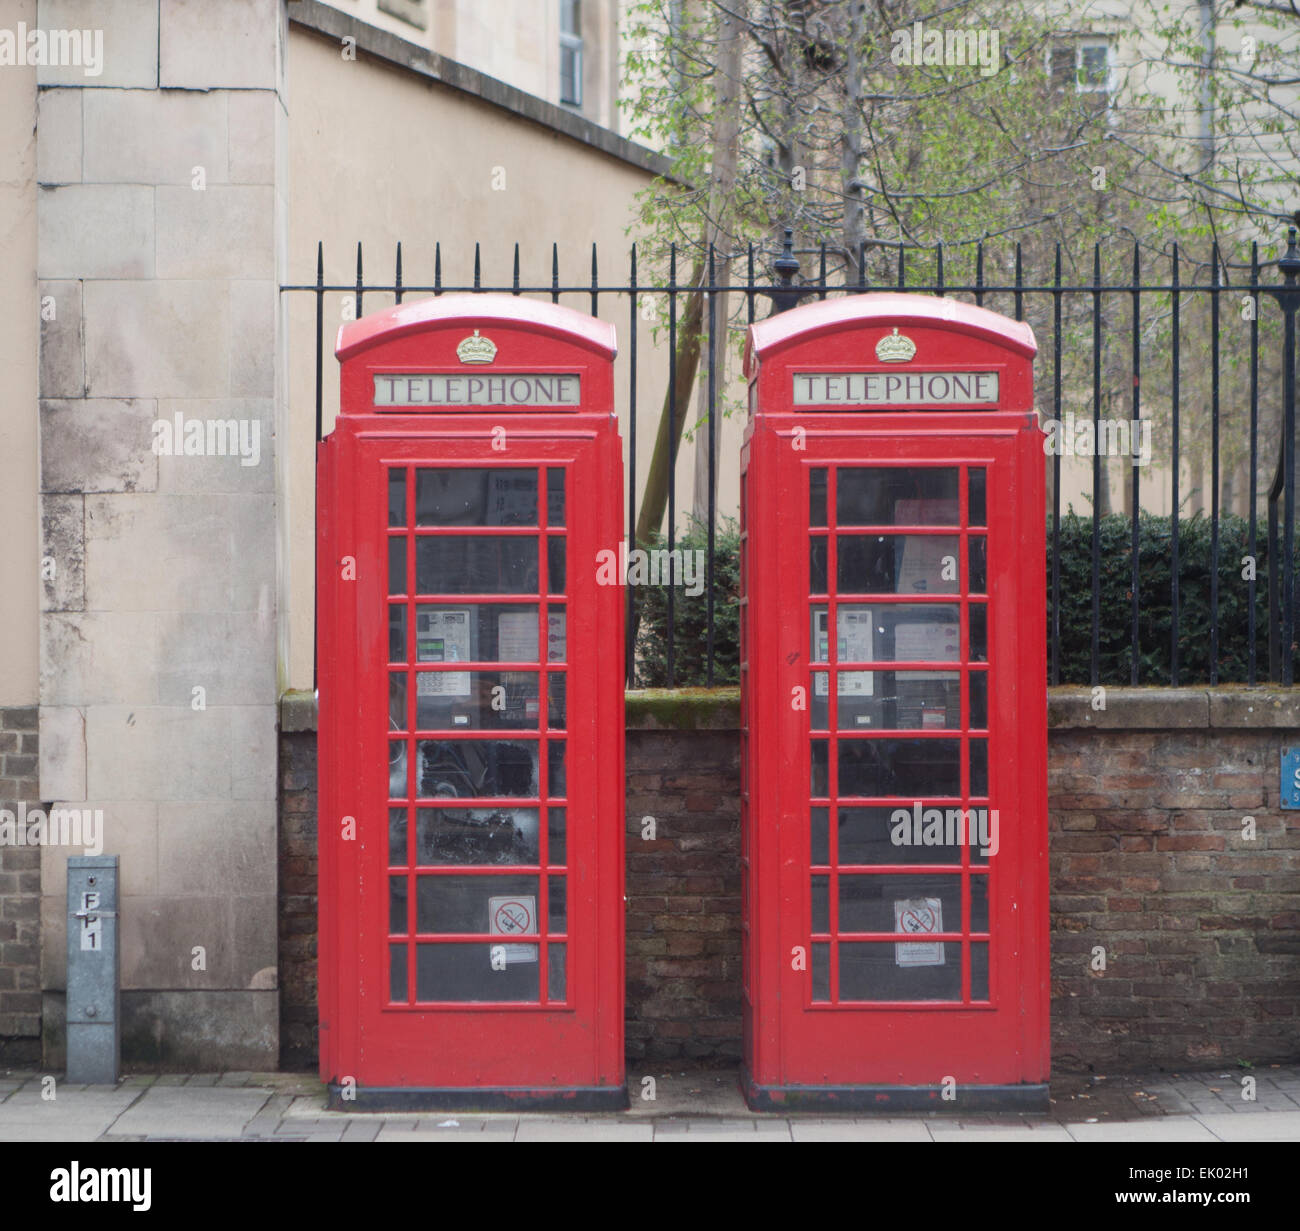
(548, 807), (566, 866)
(390, 943), (407, 1001)
(416, 806), (540, 866)
(547, 468), (566, 527)
(838, 534), (959, 595)
(390, 672), (407, 730)
(389, 536), (406, 595)
(838, 738), (961, 798)
(548, 607), (566, 662)
(811, 806), (829, 866)
(810, 468), (827, 527)
(416, 537), (537, 595)
(839, 873), (961, 935)
(971, 942), (989, 1000)
(414, 670), (540, 730)
(389, 603), (406, 662)
(811, 875), (829, 933)
(416, 468), (537, 526)
(811, 738), (829, 796)
(548, 742), (566, 797)
(970, 672), (988, 728)
(416, 943), (538, 1003)
(388, 468), (406, 527)
(970, 604), (987, 662)
(840, 942), (962, 1001)
(968, 469), (986, 526)
(415, 603), (546, 664)
(810, 538), (826, 593)
(548, 875), (566, 933)
(389, 806), (407, 866)
(416, 874), (538, 933)
(390, 875), (407, 935)
(548, 943), (566, 1000)
(968, 536), (987, 594)
(813, 603), (959, 666)
(811, 603), (874, 664)
(389, 738), (408, 799)
(416, 739), (539, 798)
(548, 674), (566, 729)
(879, 803), (997, 865)
(547, 538), (566, 594)
(971, 739), (988, 796)
(811, 942), (830, 1001)
(971, 874), (989, 932)
(812, 670), (961, 731)
(837, 468), (958, 526)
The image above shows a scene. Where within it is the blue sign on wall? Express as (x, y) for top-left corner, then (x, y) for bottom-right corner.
(1282, 747), (1300, 809)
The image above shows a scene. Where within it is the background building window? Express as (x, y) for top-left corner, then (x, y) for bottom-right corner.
(1049, 38), (1113, 97)
(560, 0), (583, 107)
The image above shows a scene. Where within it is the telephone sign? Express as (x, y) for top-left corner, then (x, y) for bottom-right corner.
(739, 293), (1049, 1110)
(318, 295), (626, 1109)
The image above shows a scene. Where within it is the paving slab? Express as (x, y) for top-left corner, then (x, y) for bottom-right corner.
(514, 1120), (653, 1142)
(931, 1127), (1074, 1142)
(375, 1128), (518, 1141)
(1067, 1116), (1219, 1143)
(791, 1120), (932, 1142)
(1195, 1111), (1300, 1141)
(109, 1086), (269, 1139)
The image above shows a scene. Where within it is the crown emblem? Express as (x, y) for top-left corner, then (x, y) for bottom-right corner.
(875, 327), (916, 363)
(456, 330), (497, 364)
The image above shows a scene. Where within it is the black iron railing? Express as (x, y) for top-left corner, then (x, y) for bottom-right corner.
(284, 216), (1300, 689)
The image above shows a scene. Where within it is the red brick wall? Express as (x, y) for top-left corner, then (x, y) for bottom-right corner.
(625, 728), (742, 1064)
(277, 689), (1300, 1074)
(1048, 717), (1300, 1070)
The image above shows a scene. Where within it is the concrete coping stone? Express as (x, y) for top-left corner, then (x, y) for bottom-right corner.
(282, 685), (1300, 733)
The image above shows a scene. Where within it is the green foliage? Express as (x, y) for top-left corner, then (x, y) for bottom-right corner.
(633, 510), (1283, 687)
(633, 516), (741, 686)
(1052, 510), (1279, 685)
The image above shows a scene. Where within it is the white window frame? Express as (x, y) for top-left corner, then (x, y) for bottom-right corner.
(560, 0), (583, 108)
(1046, 36), (1115, 98)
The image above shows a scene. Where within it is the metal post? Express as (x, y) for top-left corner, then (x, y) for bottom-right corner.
(66, 855), (120, 1084)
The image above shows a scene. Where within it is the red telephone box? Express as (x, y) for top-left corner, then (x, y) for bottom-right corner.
(317, 295), (626, 1109)
(739, 293), (1048, 1110)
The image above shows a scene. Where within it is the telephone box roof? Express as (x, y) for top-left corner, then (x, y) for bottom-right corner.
(337, 293), (618, 361)
(745, 292), (1037, 375)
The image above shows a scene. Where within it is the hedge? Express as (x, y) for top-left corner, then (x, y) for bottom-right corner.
(633, 512), (1286, 687)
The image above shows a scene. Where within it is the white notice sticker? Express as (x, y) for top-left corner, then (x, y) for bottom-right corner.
(894, 897), (945, 967)
(488, 895), (538, 965)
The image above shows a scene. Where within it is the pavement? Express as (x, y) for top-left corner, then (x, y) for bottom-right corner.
(1, 1064), (1297, 1141)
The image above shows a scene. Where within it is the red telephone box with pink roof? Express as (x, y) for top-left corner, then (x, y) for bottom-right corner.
(739, 293), (1048, 1110)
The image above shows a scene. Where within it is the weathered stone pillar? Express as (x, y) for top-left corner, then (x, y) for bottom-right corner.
(36, 0), (287, 1068)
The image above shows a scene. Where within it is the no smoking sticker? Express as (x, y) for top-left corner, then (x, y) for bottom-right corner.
(894, 897), (944, 967)
(488, 895), (538, 965)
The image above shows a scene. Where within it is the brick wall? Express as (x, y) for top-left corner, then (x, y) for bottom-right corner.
(0, 706), (41, 1061)
(277, 689), (1300, 1075)
(625, 726), (743, 1065)
(279, 701), (319, 1069)
(1048, 692), (1300, 1071)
